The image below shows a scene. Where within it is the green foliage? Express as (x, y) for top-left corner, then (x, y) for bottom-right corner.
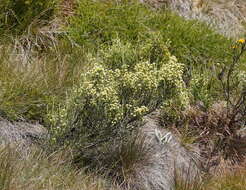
(69, 0), (232, 66)
(0, 0), (58, 35)
(69, 0), (152, 46)
(68, 0), (235, 108)
(188, 69), (216, 107)
(49, 36), (189, 148)
(0, 0), (237, 125)
(0, 0), (245, 188)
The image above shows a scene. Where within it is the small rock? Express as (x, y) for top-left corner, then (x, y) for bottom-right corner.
(128, 110), (202, 190)
(0, 118), (48, 155)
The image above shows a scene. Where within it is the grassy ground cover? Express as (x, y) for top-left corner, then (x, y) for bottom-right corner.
(0, 0), (237, 122)
(0, 0), (245, 189)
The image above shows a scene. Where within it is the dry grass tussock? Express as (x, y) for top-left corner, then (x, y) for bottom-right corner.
(1, 0), (76, 62)
(0, 139), (245, 190)
(0, 145), (119, 190)
(204, 158), (246, 190)
(0, 44), (85, 121)
(180, 101), (246, 169)
(143, 0), (246, 37)
(11, 18), (62, 60)
(174, 159), (246, 190)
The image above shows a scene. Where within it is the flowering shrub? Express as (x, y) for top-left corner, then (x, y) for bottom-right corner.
(49, 36), (189, 148)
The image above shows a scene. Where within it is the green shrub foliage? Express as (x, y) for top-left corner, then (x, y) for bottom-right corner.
(49, 35), (189, 148)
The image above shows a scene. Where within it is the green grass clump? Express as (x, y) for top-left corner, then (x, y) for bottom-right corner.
(0, 0), (59, 36)
(69, 0), (232, 66)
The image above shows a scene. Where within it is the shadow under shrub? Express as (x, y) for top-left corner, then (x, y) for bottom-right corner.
(88, 132), (152, 189)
